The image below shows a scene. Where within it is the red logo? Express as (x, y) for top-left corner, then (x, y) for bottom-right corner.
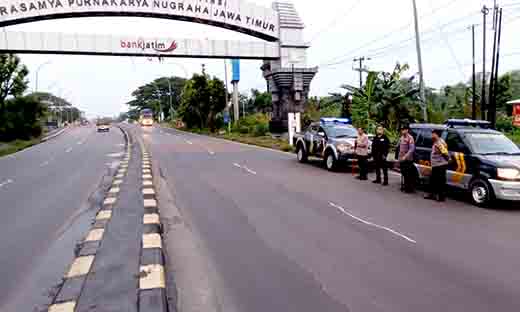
(153, 41), (178, 52)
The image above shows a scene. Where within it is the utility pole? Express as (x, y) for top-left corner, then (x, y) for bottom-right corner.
(412, 0), (427, 122)
(488, 5), (499, 124)
(490, 8), (503, 129)
(471, 24), (477, 120)
(167, 79), (173, 120)
(353, 57), (370, 88)
(481, 5), (489, 120)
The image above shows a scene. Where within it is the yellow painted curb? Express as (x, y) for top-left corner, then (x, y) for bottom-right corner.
(103, 197), (117, 206)
(142, 188), (155, 196)
(96, 210), (112, 220)
(66, 256), (94, 278)
(85, 229), (104, 242)
(48, 301), (76, 312)
(139, 265), (165, 290)
(108, 187), (120, 195)
(144, 199), (157, 208)
(143, 213), (160, 224)
(142, 233), (162, 249)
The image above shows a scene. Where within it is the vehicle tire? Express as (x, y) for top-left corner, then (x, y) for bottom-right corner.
(469, 178), (495, 207)
(324, 151), (337, 171)
(296, 144), (308, 163)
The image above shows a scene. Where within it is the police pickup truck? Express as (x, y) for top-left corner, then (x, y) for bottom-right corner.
(294, 118), (367, 171)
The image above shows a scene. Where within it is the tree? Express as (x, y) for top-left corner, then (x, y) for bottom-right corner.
(127, 76), (186, 121)
(178, 74), (227, 131)
(342, 63), (419, 132)
(1, 96), (45, 140)
(249, 89), (272, 113)
(0, 54), (29, 125)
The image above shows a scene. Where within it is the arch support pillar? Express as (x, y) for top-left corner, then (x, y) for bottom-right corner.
(264, 2), (317, 133)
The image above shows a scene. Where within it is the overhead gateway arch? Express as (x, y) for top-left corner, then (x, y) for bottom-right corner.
(0, 0), (317, 132)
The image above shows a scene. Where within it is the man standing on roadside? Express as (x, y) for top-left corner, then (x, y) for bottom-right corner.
(397, 125), (416, 193)
(372, 125), (390, 186)
(355, 127), (369, 181)
(425, 129), (450, 202)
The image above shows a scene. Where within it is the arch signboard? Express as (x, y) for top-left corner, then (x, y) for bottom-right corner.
(0, 0), (280, 41)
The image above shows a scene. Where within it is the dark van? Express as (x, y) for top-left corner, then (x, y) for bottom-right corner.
(409, 119), (520, 207)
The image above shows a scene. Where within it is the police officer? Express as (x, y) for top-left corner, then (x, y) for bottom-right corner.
(396, 125), (416, 193)
(372, 125), (390, 185)
(425, 129), (450, 202)
(355, 127), (369, 181)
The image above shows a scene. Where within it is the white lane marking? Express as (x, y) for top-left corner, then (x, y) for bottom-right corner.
(77, 140), (85, 145)
(65, 148), (73, 153)
(233, 163), (257, 175)
(40, 160), (50, 167)
(329, 202), (416, 244)
(243, 166), (257, 175)
(208, 149), (215, 155)
(185, 140), (193, 145)
(0, 179), (13, 188)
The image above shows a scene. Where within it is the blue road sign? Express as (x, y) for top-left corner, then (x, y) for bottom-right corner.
(231, 59), (240, 82)
(224, 111), (230, 124)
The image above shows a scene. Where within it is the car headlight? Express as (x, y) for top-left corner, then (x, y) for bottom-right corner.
(497, 168), (520, 180)
(337, 144), (353, 154)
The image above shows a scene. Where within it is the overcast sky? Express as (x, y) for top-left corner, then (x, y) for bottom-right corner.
(4, 0), (520, 118)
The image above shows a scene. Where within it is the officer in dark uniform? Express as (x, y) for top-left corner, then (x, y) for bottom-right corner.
(372, 125), (390, 185)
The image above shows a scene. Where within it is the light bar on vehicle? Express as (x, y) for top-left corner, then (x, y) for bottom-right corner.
(320, 118), (352, 125)
(444, 119), (491, 129)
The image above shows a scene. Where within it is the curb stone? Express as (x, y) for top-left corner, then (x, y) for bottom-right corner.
(138, 138), (168, 312)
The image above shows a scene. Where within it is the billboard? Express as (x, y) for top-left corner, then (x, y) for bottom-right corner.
(513, 103), (520, 127)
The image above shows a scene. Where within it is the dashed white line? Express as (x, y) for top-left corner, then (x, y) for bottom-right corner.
(185, 140), (193, 145)
(329, 202), (416, 244)
(0, 179), (13, 188)
(77, 140), (85, 145)
(40, 160), (50, 167)
(208, 150), (215, 155)
(233, 163), (257, 175)
(65, 148), (73, 153)
(243, 166), (257, 175)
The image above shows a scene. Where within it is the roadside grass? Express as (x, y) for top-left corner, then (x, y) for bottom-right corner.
(0, 138), (41, 157)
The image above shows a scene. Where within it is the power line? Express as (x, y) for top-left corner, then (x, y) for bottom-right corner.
(318, 9), (481, 68)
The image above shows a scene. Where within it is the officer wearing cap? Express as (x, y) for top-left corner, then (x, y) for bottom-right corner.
(425, 129), (450, 202)
(396, 124), (416, 193)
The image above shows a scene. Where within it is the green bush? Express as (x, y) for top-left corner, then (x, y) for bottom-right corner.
(253, 123), (269, 137)
(233, 113), (270, 135)
(496, 115), (514, 133)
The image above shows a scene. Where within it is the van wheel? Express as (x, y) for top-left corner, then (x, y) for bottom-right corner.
(470, 178), (495, 207)
(296, 144), (308, 163)
(324, 152), (337, 171)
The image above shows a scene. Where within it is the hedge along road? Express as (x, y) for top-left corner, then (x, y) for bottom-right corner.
(149, 125), (520, 312)
(0, 125), (125, 311)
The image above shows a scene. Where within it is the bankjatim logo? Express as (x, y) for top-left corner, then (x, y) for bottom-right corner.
(120, 39), (178, 53)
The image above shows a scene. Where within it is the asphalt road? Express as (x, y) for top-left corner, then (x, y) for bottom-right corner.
(0, 125), (124, 311)
(146, 126), (520, 312)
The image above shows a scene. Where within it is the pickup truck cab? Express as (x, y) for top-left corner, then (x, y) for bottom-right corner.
(294, 118), (367, 171)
